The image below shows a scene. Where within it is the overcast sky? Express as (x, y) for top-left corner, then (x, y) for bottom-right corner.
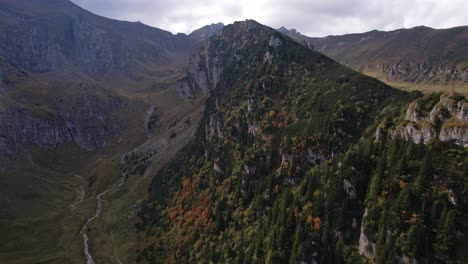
(71, 0), (468, 37)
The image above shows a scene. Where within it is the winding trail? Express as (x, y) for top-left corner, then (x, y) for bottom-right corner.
(70, 174), (86, 212)
(70, 186), (85, 211)
(80, 175), (125, 264)
(111, 231), (123, 264)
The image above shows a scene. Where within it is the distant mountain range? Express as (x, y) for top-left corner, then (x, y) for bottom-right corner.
(278, 25), (468, 91)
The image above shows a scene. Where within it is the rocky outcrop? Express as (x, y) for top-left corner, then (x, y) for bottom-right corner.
(213, 162), (223, 174)
(390, 122), (437, 144)
(55, 93), (125, 151)
(405, 101), (420, 122)
(0, 108), (70, 154)
(437, 94), (468, 122)
(343, 178), (357, 199)
(205, 114), (223, 140)
(176, 38), (224, 99)
(307, 148), (325, 164)
(175, 77), (200, 101)
(0, 92), (125, 156)
(177, 20), (284, 99)
(184, 40), (223, 95)
(375, 127), (385, 142)
(358, 208), (376, 259)
(188, 23), (224, 43)
(388, 92), (468, 146)
(439, 125), (468, 146)
(376, 62), (468, 84)
(276, 27), (316, 50)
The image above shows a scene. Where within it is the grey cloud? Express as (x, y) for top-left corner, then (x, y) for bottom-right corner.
(71, 0), (468, 37)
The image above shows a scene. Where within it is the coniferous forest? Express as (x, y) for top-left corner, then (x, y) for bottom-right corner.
(136, 22), (468, 263)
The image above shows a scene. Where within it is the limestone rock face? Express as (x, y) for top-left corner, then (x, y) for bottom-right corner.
(439, 125), (468, 147)
(0, 0), (194, 79)
(0, 92), (125, 156)
(405, 101), (420, 122)
(375, 127), (385, 142)
(0, 108), (69, 154)
(177, 20), (285, 98)
(390, 122), (437, 144)
(438, 94), (468, 122)
(388, 92), (467, 146)
(213, 162), (223, 173)
(176, 38), (224, 99)
(377, 62), (468, 85)
(55, 93), (125, 151)
(188, 23), (224, 43)
(205, 114), (223, 140)
(187, 41), (223, 94)
(358, 208), (376, 260)
(343, 178), (357, 199)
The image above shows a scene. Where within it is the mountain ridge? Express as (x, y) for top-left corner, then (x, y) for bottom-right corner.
(278, 25), (468, 93)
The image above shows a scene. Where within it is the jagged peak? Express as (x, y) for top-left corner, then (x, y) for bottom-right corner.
(189, 22), (224, 40)
(230, 19), (263, 30)
(278, 26), (298, 34)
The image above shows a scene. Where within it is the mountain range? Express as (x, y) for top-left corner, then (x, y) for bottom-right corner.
(278, 26), (468, 94)
(0, 0), (466, 263)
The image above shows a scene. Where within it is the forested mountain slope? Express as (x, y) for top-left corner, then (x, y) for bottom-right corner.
(136, 20), (468, 263)
(0, 0), (466, 262)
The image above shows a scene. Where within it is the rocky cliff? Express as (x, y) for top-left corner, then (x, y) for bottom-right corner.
(178, 20), (286, 99)
(383, 92), (468, 146)
(0, 0), (194, 79)
(376, 62), (468, 84)
(0, 90), (126, 156)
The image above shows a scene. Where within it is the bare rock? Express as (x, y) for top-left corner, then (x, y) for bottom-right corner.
(358, 208), (376, 259)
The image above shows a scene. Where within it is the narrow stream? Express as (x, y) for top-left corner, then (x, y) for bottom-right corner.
(80, 176), (124, 264)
